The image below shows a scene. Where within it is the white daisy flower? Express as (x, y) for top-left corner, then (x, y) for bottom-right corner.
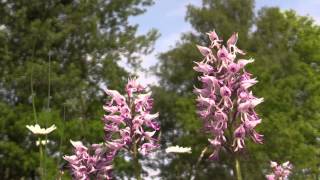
(26, 124), (57, 135)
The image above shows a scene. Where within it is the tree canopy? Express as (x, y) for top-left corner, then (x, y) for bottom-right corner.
(0, 0), (158, 179)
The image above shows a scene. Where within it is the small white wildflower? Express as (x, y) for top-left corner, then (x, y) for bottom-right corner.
(36, 140), (50, 146)
(0, 25), (6, 31)
(165, 145), (192, 154)
(270, 161), (278, 168)
(26, 124), (57, 135)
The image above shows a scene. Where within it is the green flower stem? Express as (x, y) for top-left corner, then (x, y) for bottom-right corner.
(133, 142), (142, 180)
(234, 157), (242, 180)
(190, 146), (208, 180)
(38, 137), (43, 179)
(43, 135), (47, 179)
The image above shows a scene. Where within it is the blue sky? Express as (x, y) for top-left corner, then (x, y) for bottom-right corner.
(128, 0), (320, 85)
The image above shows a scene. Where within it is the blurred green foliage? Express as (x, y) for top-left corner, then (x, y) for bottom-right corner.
(154, 0), (320, 179)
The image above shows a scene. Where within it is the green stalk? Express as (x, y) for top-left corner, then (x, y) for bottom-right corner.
(39, 137), (43, 179)
(43, 52), (51, 179)
(30, 69), (37, 123)
(190, 146), (208, 179)
(234, 157), (243, 180)
(30, 41), (37, 124)
(43, 136), (47, 179)
(58, 104), (66, 167)
(31, 66), (43, 179)
(47, 52), (51, 112)
(133, 142), (142, 180)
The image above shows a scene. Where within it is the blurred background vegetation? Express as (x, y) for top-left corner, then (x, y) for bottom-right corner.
(0, 0), (319, 179)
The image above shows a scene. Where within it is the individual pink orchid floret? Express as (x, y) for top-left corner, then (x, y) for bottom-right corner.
(206, 30), (223, 48)
(126, 78), (145, 97)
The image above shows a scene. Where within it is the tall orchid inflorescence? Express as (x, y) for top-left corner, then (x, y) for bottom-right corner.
(266, 161), (293, 180)
(103, 78), (160, 155)
(194, 30), (264, 159)
(64, 78), (160, 179)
